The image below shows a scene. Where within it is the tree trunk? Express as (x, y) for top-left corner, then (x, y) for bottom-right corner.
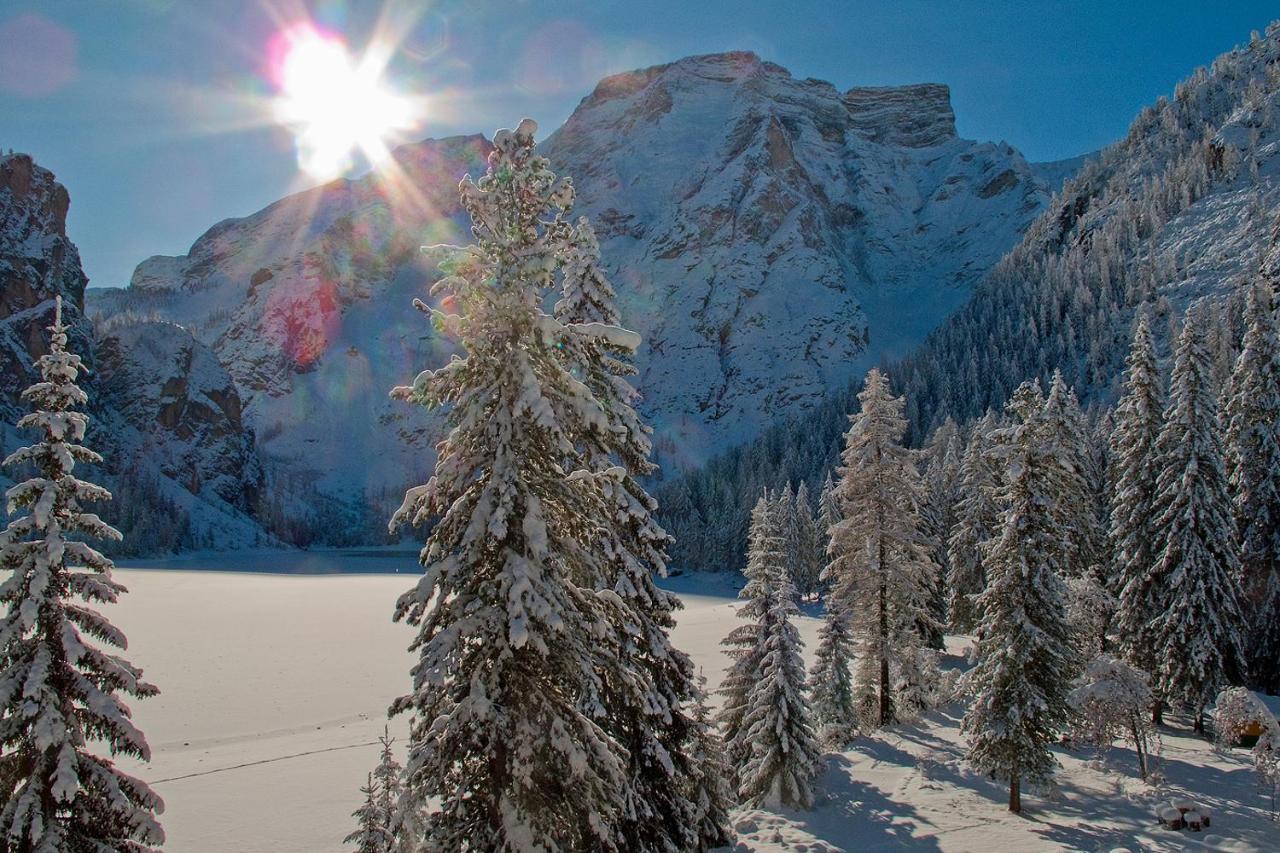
(1151, 699), (1163, 726)
(1194, 707), (1205, 735)
(1130, 719), (1148, 781)
(1008, 773), (1021, 813)
(879, 573), (891, 726)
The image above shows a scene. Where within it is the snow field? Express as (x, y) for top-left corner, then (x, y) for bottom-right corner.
(109, 566), (1275, 851)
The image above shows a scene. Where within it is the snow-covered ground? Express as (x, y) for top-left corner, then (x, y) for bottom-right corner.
(109, 559), (1277, 851)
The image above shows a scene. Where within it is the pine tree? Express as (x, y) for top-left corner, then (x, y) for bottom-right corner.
(718, 497), (778, 775)
(555, 215), (731, 850)
(683, 678), (734, 851)
(919, 421), (961, 649)
(792, 482), (823, 602)
(1224, 284), (1280, 693)
(388, 120), (631, 850)
(946, 413), (1000, 633)
(828, 369), (938, 728)
(1110, 308), (1167, 677)
(1148, 303), (1248, 731)
(816, 471), (840, 599)
(0, 297), (164, 852)
(777, 482), (802, 603)
(737, 508), (820, 809)
(808, 608), (857, 747)
(371, 728), (407, 850)
(1041, 371), (1097, 579)
(346, 774), (388, 853)
(962, 380), (1076, 814)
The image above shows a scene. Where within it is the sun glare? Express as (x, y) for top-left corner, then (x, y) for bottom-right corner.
(270, 24), (418, 180)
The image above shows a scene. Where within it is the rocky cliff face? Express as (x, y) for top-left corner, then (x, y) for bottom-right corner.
(542, 52), (1053, 463)
(86, 52), (1075, 541)
(96, 319), (263, 514)
(0, 153), (268, 552)
(0, 153), (92, 412)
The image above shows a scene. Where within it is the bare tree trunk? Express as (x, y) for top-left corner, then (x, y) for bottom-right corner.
(1130, 718), (1148, 781)
(1008, 772), (1021, 813)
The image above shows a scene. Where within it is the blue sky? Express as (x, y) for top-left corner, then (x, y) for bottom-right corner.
(4, 0), (1279, 290)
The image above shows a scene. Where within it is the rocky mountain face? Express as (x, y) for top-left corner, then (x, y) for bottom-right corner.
(85, 52), (1068, 544)
(542, 52), (1055, 464)
(0, 154), (268, 553)
(0, 153), (92, 411)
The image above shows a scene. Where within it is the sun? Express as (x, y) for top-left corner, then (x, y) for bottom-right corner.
(270, 24), (418, 180)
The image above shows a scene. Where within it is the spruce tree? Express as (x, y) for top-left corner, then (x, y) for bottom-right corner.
(388, 120), (630, 850)
(718, 497), (778, 775)
(555, 215), (731, 850)
(808, 608), (857, 748)
(0, 297), (164, 852)
(345, 774), (388, 853)
(962, 381), (1075, 814)
(777, 482), (802, 603)
(919, 421), (961, 649)
(737, 504), (820, 809)
(371, 728), (407, 849)
(1110, 308), (1167, 677)
(946, 413), (1000, 633)
(1041, 371), (1096, 579)
(828, 369), (937, 728)
(792, 482), (823, 602)
(1224, 285), (1280, 693)
(1148, 303), (1248, 731)
(684, 678), (734, 851)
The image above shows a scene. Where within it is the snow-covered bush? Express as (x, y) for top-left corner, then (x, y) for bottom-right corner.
(1214, 687), (1280, 817)
(1068, 655), (1159, 781)
(1065, 574), (1117, 658)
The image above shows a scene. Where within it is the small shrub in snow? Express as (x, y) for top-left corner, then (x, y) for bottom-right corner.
(1068, 655), (1159, 781)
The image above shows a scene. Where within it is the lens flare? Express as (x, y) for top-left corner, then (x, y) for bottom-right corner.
(269, 23), (418, 179)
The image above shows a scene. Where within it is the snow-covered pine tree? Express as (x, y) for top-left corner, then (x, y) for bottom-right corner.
(816, 470), (840, 599)
(555, 215), (731, 850)
(946, 413), (1000, 633)
(792, 482), (823, 602)
(919, 421), (961, 650)
(777, 482), (802, 603)
(388, 120), (631, 850)
(1148, 303), (1248, 732)
(1224, 284), (1280, 693)
(808, 607), (857, 748)
(0, 297), (164, 852)
(828, 369), (937, 728)
(737, 522), (820, 809)
(718, 497), (778, 776)
(345, 774), (388, 853)
(1041, 371), (1097, 580)
(370, 727), (407, 850)
(961, 380), (1075, 814)
(684, 677), (734, 851)
(1110, 307), (1167, 678)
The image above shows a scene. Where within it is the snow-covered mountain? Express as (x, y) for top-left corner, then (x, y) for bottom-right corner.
(0, 153), (269, 553)
(84, 52), (1067, 542)
(890, 23), (1280, 439)
(542, 53), (1057, 464)
(659, 25), (1280, 573)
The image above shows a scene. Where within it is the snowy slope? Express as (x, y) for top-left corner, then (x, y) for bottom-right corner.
(87, 52), (1068, 539)
(892, 23), (1280, 437)
(107, 563), (1278, 852)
